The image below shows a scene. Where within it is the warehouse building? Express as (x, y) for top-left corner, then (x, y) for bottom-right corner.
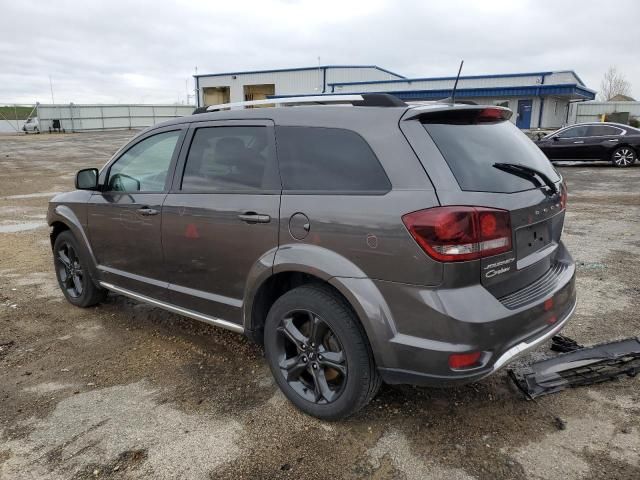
(195, 65), (595, 129)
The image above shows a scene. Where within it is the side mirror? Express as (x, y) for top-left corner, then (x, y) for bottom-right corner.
(552, 136), (560, 142)
(75, 168), (99, 190)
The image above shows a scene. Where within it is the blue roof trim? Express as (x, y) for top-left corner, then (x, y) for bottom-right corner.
(195, 65), (405, 79)
(270, 84), (596, 100)
(377, 84), (596, 100)
(328, 71), (555, 87)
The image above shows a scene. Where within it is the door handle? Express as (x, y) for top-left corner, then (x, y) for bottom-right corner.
(572, 141), (584, 144)
(238, 212), (271, 224)
(136, 207), (159, 216)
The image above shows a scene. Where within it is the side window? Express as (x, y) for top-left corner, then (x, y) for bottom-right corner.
(107, 130), (181, 192)
(587, 125), (622, 136)
(276, 126), (391, 193)
(556, 126), (587, 138)
(181, 126), (276, 191)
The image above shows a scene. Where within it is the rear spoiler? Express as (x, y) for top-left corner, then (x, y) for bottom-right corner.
(403, 104), (512, 122)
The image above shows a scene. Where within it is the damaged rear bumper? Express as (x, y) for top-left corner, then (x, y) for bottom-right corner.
(509, 336), (640, 399)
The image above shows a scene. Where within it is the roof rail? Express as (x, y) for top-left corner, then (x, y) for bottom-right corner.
(203, 93), (406, 112)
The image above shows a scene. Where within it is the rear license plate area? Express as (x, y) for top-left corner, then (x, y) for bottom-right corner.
(516, 220), (553, 260)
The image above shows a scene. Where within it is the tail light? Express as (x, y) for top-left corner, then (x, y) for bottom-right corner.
(477, 107), (511, 122)
(402, 206), (512, 262)
(560, 181), (568, 210)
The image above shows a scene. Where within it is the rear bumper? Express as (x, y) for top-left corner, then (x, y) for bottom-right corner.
(379, 297), (576, 386)
(369, 243), (576, 386)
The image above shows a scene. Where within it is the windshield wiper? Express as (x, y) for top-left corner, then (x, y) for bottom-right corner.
(493, 162), (558, 195)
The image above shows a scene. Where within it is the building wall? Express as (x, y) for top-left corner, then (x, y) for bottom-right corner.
(568, 101), (640, 124)
(540, 96), (570, 129)
(197, 67), (401, 105)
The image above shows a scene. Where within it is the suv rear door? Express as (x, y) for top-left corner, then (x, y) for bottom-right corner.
(161, 120), (280, 325)
(400, 107), (567, 299)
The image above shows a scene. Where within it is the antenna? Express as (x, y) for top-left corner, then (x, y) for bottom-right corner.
(450, 60), (464, 104)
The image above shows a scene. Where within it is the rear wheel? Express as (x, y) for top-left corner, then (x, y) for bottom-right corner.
(264, 285), (380, 420)
(611, 146), (636, 167)
(53, 231), (106, 307)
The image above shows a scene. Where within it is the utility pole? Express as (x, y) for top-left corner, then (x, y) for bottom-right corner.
(194, 66), (199, 106)
(49, 75), (55, 104)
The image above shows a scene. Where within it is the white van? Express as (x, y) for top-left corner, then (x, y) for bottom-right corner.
(22, 117), (39, 133)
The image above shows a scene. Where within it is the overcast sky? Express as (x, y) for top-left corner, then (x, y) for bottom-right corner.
(1, 0), (639, 104)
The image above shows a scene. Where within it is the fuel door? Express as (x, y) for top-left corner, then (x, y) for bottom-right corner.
(289, 212), (310, 240)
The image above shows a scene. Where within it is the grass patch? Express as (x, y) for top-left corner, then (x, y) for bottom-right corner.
(0, 106), (37, 120)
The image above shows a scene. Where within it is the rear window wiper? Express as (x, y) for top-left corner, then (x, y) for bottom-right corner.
(493, 162), (558, 195)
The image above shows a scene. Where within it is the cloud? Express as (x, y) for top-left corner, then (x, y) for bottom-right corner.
(1, 0), (638, 104)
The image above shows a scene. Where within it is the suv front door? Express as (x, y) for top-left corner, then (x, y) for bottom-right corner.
(162, 120), (280, 325)
(88, 126), (186, 298)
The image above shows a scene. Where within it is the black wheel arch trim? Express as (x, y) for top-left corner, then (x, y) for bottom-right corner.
(243, 247), (397, 369)
(48, 205), (99, 279)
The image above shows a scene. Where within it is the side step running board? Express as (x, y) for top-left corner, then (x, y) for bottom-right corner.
(99, 282), (244, 334)
(509, 337), (640, 399)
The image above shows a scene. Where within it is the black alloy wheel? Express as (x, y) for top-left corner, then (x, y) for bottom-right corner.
(275, 309), (347, 404)
(55, 241), (84, 298)
(264, 285), (381, 420)
(53, 230), (106, 307)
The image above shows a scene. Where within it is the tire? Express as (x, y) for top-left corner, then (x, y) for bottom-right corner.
(53, 230), (106, 307)
(264, 284), (381, 420)
(611, 146), (636, 167)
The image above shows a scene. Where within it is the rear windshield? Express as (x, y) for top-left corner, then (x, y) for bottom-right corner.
(423, 120), (560, 193)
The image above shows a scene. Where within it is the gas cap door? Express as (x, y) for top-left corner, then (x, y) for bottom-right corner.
(289, 212), (310, 240)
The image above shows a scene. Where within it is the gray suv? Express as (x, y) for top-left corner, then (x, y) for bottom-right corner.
(48, 94), (576, 419)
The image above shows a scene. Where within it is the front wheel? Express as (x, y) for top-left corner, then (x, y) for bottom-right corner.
(264, 285), (380, 420)
(611, 146), (636, 167)
(53, 231), (106, 307)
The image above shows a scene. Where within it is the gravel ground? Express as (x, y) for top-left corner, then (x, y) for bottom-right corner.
(0, 131), (638, 480)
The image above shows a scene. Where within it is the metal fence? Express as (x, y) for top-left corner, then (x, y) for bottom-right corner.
(36, 104), (195, 132)
(568, 101), (640, 125)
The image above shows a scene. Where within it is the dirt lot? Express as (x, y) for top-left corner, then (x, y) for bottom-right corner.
(0, 131), (639, 480)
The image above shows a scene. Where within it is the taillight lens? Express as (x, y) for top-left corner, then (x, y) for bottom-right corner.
(560, 181), (568, 210)
(477, 107), (510, 122)
(402, 206), (512, 262)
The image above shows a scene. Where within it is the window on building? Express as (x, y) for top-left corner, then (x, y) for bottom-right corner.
(276, 126), (391, 193)
(181, 126), (278, 191)
(493, 100), (510, 109)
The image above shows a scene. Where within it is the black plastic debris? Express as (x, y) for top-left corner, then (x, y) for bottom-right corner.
(509, 337), (640, 399)
(550, 334), (583, 353)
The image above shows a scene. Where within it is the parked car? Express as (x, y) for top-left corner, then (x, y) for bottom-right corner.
(22, 117), (39, 133)
(47, 94), (576, 420)
(535, 122), (639, 167)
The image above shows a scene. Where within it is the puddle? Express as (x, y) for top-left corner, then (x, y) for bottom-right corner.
(0, 222), (46, 233)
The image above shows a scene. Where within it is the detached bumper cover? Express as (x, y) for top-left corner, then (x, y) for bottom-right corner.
(509, 336), (640, 399)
